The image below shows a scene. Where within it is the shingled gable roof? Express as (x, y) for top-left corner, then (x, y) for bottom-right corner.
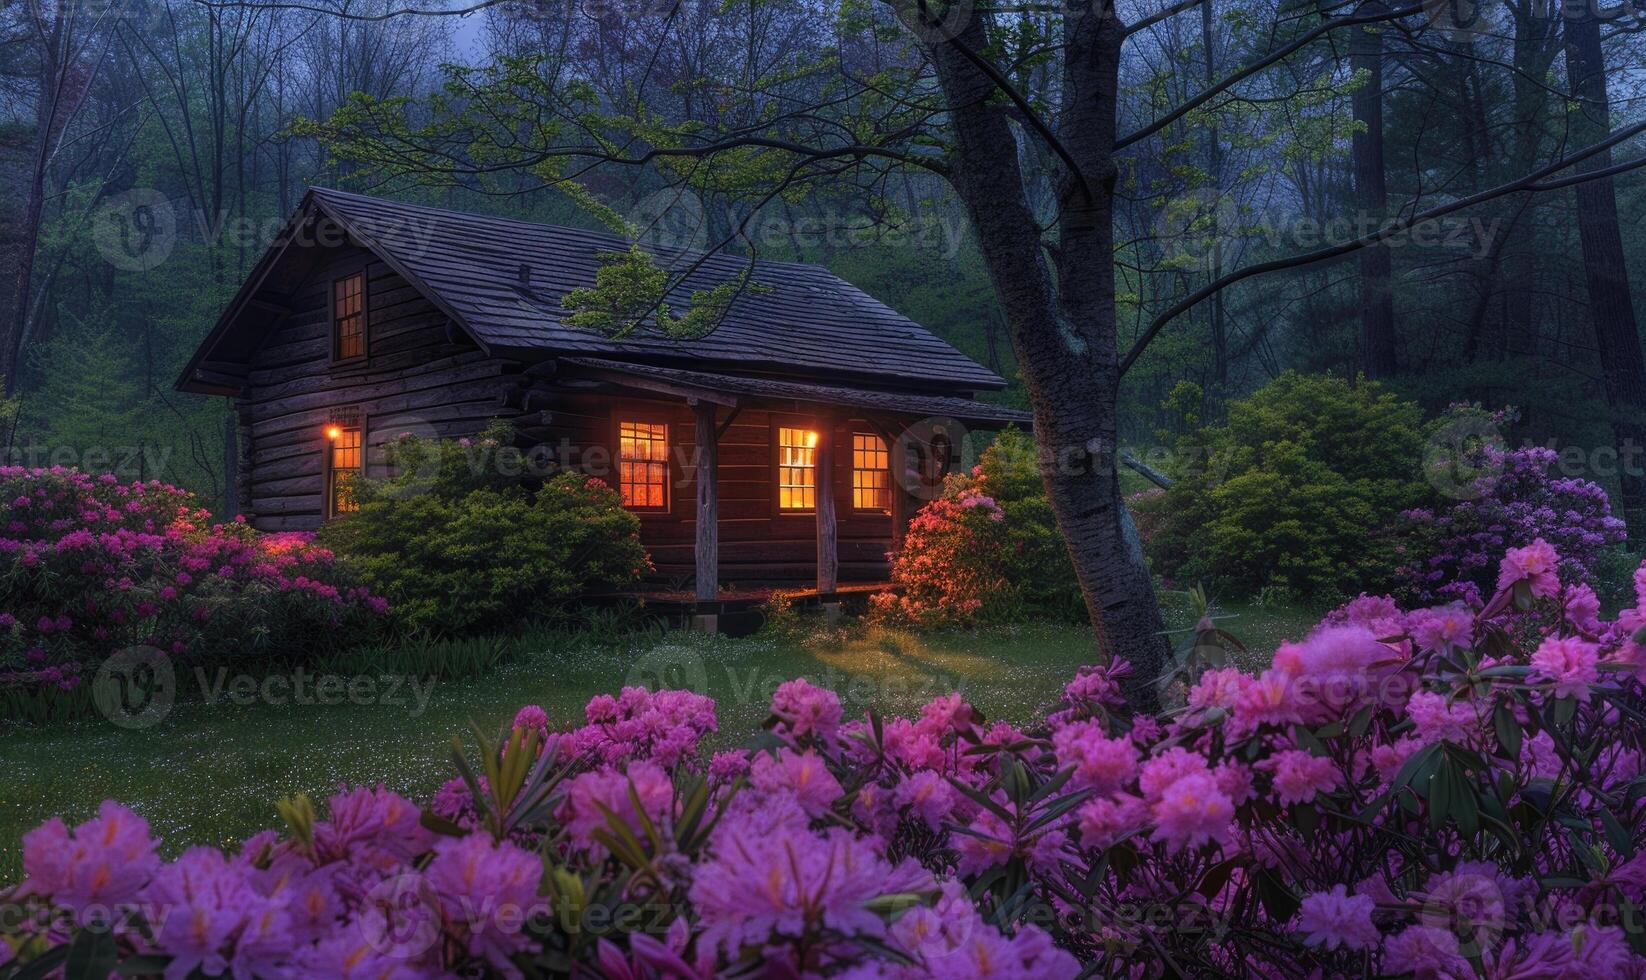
(177, 187), (1007, 395)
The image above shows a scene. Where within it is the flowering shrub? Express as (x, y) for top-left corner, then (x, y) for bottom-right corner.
(869, 428), (1082, 626)
(0, 466), (386, 706)
(6, 539), (1646, 975)
(1137, 371), (1431, 598)
(1395, 408), (1626, 605)
(316, 421), (650, 635)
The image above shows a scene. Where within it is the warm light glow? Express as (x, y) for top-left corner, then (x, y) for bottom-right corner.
(617, 421), (669, 509)
(326, 426), (342, 440)
(778, 427), (821, 511)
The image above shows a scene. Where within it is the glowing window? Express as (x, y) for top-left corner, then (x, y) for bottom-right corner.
(618, 421), (669, 510)
(852, 433), (891, 511)
(326, 415), (362, 517)
(778, 426), (819, 511)
(333, 272), (365, 360)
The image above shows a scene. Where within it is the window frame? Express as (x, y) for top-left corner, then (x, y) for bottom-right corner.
(771, 416), (824, 516)
(849, 431), (893, 514)
(324, 408), (366, 520)
(329, 268), (369, 366)
(613, 415), (673, 514)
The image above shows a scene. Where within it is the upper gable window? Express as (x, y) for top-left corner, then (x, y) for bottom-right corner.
(332, 272), (366, 361)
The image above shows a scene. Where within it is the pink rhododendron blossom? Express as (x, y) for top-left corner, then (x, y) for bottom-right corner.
(689, 820), (931, 958)
(893, 771), (959, 831)
(1257, 750), (1340, 805)
(769, 677), (844, 744)
(1406, 690), (1482, 746)
(422, 834), (545, 975)
(1294, 885), (1379, 951)
(20, 800), (161, 913)
(559, 762), (676, 854)
(1270, 626), (1396, 721)
(1529, 635), (1600, 701)
(1051, 720), (1139, 794)
(749, 749), (843, 819)
(1385, 925), (1471, 978)
(1497, 537), (1561, 599)
(1149, 773), (1234, 853)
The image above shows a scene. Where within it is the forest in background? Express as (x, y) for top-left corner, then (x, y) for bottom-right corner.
(1, 0), (1644, 519)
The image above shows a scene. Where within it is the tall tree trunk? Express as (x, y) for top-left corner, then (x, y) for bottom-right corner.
(1564, 9), (1646, 530)
(1350, 3), (1396, 378)
(929, 13), (1171, 703)
(1202, 0), (1227, 396)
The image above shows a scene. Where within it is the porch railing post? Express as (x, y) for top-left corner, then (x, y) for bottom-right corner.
(694, 400), (719, 603)
(816, 414), (838, 594)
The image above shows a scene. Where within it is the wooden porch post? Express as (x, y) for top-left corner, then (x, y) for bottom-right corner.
(693, 400), (719, 603)
(889, 429), (909, 554)
(816, 415), (838, 595)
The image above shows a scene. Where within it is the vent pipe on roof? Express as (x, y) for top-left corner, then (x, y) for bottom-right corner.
(517, 262), (533, 298)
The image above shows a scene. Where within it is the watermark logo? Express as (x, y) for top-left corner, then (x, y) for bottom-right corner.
(895, 417), (971, 501)
(628, 187), (712, 274)
(625, 644), (710, 694)
(92, 189), (177, 272)
(360, 873), (442, 961)
(1154, 188), (1242, 271)
(92, 646), (175, 730)
(893, 0), (976, 42)
(1424, 415), (1507, 500)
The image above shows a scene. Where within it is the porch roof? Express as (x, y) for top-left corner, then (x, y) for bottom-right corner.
(560, 357), (1034, 428)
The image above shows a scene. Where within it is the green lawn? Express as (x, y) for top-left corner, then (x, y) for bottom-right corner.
(0, 599), (1319, 881)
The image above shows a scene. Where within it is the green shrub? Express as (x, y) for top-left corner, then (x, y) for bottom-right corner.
(1135, 372), (1430, 600)
(317, 422), (650, 635)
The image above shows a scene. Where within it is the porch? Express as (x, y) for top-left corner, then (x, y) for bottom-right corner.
(506, 356), (1033, 621)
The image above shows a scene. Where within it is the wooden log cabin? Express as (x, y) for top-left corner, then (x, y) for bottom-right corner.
(176, 188), (1029, 602)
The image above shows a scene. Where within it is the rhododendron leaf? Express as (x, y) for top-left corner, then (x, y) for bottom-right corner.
(1030, 764), (1076, 803)
(60, 926), (116, 980)
(1195, 857), (1240, 900)
(10, 945), (68, 980)
(1292, 725), (1329, 757)
(1600, 808), (1634, 859)
(674, 777), (711, 846)
(1292, 803), (1321, 837)
(1390, 743), (1444, 795)
(946, 777), (1016, 823)
(1025, 790), (1093, 833)
(591, 825), (649, 870)
(1347, 705), (1374, 738)
(624, 782), (667, 855)
(114, 954), (172, 976)
(1493, 704), (1523, 759)
(1255, 868), (1300, 922)
(449, 737), (497, 827)
(1001, 756), (1033, 805)
(274, 793), (316, 852)
(420, 808), (467, 837)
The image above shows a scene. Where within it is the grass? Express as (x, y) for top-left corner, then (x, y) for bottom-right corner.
(0, 600), (1320, 882)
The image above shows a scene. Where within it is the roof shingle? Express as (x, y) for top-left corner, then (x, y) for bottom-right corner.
(308, 188), (1004, 392)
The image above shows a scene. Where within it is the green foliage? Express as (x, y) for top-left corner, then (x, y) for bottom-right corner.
(1137, 372), (1431, 600)
(317, 422), (651, 636)
(975, 429), (1086, 621)
(560, 245), (765, 340)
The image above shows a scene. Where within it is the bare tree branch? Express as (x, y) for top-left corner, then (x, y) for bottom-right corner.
(1120, 120), (1646, 376)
